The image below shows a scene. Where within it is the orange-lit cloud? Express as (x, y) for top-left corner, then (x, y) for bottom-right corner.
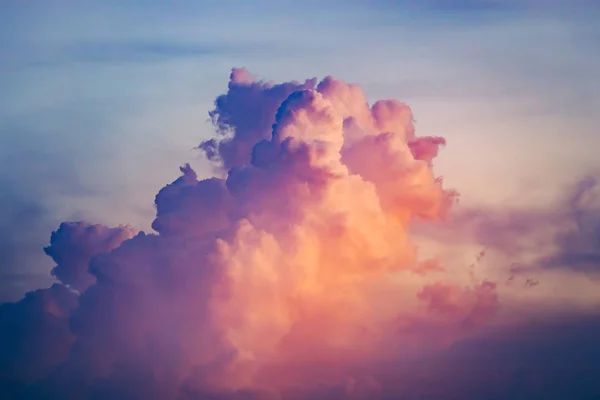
(1, 69), (599, 400)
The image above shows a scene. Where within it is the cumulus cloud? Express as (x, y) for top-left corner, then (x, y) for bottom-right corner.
(44, 222), (137, 292)
(1, 69), (599, 399)
(199, 68), (318, 172)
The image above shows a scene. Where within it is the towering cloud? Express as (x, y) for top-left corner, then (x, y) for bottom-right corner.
(1, 69), (599, 399)
(199, 68), (318, 172)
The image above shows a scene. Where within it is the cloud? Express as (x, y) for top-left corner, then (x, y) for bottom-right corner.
(425, 175), (600, 278)
(44, 222), (137, 292)
(199, 68), (318, 172)
(538, 176), (600, 273)
(60, 41), (278, 65)
(0, 284), (77, 386)
(1, 69), (599, 399)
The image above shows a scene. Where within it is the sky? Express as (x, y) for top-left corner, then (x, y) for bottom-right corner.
(1, 1), (600, 399)
(1, 0), (599, 299)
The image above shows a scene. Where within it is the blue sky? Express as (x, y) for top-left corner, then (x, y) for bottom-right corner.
(0, 0), (599, 301)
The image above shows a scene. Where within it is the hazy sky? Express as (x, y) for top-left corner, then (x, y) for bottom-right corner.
(2, 2), (600, 399)
(1, 1), (598, 298)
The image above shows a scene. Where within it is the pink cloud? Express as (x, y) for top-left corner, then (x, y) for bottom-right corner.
(1, 69), (599, 400)
(44, 222), (136, 292)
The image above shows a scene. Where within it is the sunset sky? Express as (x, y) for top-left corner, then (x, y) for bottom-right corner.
(1, 1), (599, 399)
(2, 1), (599, 297)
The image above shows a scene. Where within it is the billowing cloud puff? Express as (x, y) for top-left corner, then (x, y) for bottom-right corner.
(199, 68), (318, 171)
(44, 222), (137, 292)
(1, 69), (599, 399)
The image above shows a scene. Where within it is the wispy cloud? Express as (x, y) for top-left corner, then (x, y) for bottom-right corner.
(2, 41), (288, 70)
(64, 41), (249, 63)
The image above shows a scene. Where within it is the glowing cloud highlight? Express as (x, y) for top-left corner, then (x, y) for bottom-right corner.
(2, 69), (599, 400)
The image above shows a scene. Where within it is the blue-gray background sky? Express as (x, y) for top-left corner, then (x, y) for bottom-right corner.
(1, 0), (599, 301)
